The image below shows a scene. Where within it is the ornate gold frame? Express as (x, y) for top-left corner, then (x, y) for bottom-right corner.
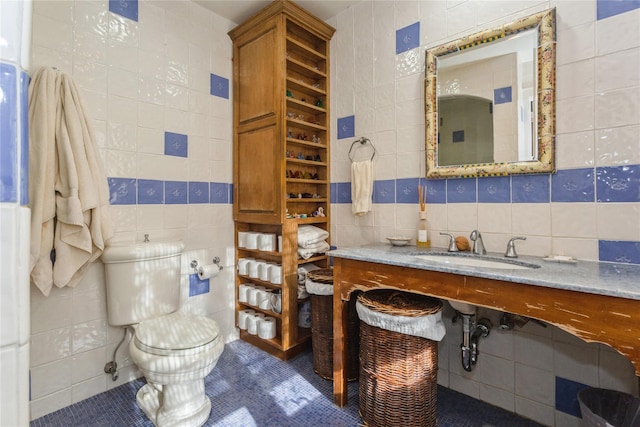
(425, 8), (556, 179)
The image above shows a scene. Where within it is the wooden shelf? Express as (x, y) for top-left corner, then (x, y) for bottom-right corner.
(286, 36), (326, 61)
(287, 97), (327, 116)
(286, 57), (327, 79)
(237, 274), (282, 289)
(286, 158), (327, 167)
(286, 198), (328, 203)
(286, 138), (327, 149)
(287, 77), (326, 97)
(286, 116), (327, 132)
(238, 301), (282, 319)
(286, 178), (328, 184)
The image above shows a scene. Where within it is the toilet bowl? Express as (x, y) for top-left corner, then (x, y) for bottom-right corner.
(101, 241), (224, 427)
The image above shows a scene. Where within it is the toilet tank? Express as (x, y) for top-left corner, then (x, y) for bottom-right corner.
(101, 241), (184, 326)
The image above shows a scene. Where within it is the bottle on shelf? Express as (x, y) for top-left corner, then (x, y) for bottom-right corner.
(417, 210), (431, 248)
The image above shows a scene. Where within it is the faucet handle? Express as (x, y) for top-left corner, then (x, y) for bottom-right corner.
(505, 236), (526, 258)
(440, 233), (459, 252)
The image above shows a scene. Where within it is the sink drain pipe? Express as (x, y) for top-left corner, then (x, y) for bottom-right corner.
(457, 313), (492, 372)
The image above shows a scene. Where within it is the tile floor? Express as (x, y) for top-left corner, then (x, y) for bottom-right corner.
(31, 340), (544, 426)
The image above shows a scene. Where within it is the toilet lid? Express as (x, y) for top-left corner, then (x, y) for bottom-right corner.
(134, 312), (220, 356)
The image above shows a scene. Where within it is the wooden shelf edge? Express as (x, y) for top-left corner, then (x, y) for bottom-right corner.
(240, 330), (311, 361)
(286, 36), (327, 60)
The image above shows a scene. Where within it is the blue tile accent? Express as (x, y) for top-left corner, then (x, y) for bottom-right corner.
(210, 74), (229, 99)
(512, 174), (550, 203)
(494, 86), (512, 104)
(164, 181), (187, 204)
(0, 62), (18, 203)
(447, 178), (477, 203)
(478, 176), (511, 203)
(109, 0), (138, 22)
(137, 179), (164, 204)
(396, 22), (420, 54)
(229, 183), (234, 204)
(189, 181), (209, 204)
(164, 132), (188, 158)
(555, 376), (590, 418)
(20, 71), (29, 206)
(337, 116), (355, 140)
(423, 179), (447, 204)
(396, 178), (420, 204)
(552, 168), (594, 202)
(599, 240), (640, 265)
(330, 183), (337, 204)
(189, 273), (210, 297)
(597, 0), (640, 20)
(336, 182), (352, 203)
(596, 165), (640, 202)
(452, 130), (465, 143)
(108, 178), (137, 205)
(210, 182), (228, 204)
(373, 179), (395, 204)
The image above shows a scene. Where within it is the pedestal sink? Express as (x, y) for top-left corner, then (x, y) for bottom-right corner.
(413, 253), (540, 270)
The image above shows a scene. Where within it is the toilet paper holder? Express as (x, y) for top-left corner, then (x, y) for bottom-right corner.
(190, 257), (224, 273)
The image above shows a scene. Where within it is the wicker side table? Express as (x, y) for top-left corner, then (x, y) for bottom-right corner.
(306, 268), (359, 381)
(357, 289), (443, 427)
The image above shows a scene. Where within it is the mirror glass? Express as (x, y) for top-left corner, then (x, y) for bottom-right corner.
(425, 8), (556, 178)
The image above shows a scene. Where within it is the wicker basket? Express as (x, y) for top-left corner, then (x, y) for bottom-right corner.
(357, 289), (442, 427)
(307, 268), (359, 381)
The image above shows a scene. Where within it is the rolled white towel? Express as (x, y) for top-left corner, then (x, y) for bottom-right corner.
(298, 263), (321, 284)
(298, 241), (330, 260)
(298, 225), (329, 248)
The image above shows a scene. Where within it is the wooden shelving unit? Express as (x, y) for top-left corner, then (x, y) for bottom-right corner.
(229, 0), (335, 360)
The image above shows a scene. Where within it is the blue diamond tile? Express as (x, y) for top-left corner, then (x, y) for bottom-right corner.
(555, 376), (589, 418)
(189, 181), (209, 204)
(109, 0), (138, 22)
(551, 168), (594, 202)
(165, 181), (187, 204)
(373, 179), (395, 204)
(478, 176), (511, 203)
(494, 86), (512, 105)
(337, 116), (355, 140)
(447, 178), (477, 203)
(599, 240), (640, 265)
(597, 0), (640, 20)
(137, 179), (164, 204)
(512, 174), (550, 203)
(210, 182), (229, 204)
(0, 62), (18, 203)
(210, 74), (229, 99)
(189, 273), (210, 296)
(596, 165), (639, 203)
(396, 22), (420, 54)
(422, 179), (446, 204)
(396, 178), (420, 204)
(108, 178), (137, 205)
(336, 182), (352, 204)
(164, 132), (188, 158)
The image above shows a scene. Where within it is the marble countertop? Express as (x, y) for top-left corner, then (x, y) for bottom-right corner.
(329, 244), (640, 301)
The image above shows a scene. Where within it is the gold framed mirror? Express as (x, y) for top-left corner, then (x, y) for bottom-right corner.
(425, 8), (556, 179)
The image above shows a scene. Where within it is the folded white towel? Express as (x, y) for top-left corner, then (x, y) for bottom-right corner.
(298, 225), (329, 248)
(298, 241), (330, 260)
(298, 263), (321, 284)
(351, 160), (373, 216)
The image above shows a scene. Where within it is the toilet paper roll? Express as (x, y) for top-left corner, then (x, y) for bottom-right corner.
(237, 258), (252, 275)
(247, 313), (265, 335)
(259, 262), (271, 281)
(248, 286), (265, 306)
(269, 265), (282, 284)
(198, 264), (220, 280)
(254, 260), (267, 280)
(278, 235), (283, 253)
(258, 317), (277, 340)
(258, 289), (271, 310)
(248, 259), (260, 278)
(258, 233), (277, 252)
(246, 233), (259, 250)
(238, 309), (255, 330)
(238, 283), (252, 303)
(238, 231), (248, 248)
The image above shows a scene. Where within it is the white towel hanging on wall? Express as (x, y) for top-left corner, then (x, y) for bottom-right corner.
(351, 160), (373, 216)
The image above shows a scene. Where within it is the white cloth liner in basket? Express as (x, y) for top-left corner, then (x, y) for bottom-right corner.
(305, 277), (333, 296)
(356, 301), (446, 341)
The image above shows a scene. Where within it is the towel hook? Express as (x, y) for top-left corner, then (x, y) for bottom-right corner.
(348, 137), (376, 162)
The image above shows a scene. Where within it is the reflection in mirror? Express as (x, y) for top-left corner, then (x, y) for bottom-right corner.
(425, 8), (556, 179)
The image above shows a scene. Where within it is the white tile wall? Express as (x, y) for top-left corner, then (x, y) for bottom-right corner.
(331, 1), (640, 425)
(28, 0), (236, 419)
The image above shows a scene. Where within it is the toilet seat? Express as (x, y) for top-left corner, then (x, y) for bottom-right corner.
(134, 312), (220, 356)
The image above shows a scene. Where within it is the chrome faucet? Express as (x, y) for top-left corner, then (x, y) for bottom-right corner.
(505, 236), (526, 258)
(440, 233), (459, 252)
(469, 230), (486, 255)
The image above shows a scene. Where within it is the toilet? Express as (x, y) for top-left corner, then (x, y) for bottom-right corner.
(101, 241), (223, 427)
